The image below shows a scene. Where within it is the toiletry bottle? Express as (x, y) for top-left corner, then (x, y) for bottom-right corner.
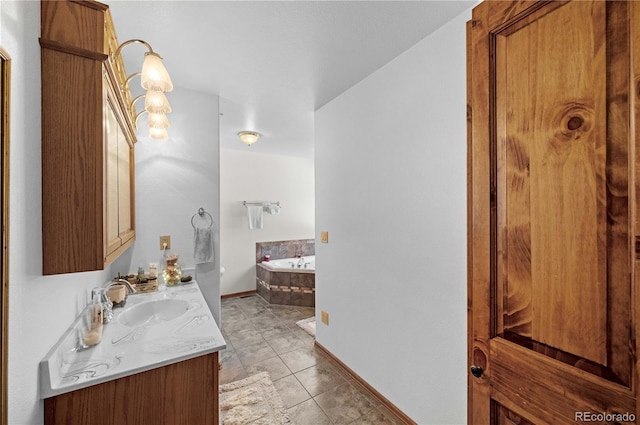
(149, 262), (158, 279)
(83, 292), (104, 346)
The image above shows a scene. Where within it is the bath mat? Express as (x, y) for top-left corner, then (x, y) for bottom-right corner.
(219, 372), (292, 425)
(295, 317), (316, 337)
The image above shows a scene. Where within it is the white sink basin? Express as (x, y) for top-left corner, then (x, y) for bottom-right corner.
(119, 299), (190, 327)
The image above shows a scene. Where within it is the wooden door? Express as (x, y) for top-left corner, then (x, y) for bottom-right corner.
(468, 1), (639, 423)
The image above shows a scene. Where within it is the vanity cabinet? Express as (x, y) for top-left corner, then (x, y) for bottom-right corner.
(40, 0), (136, 275)
(44, 352), (220, 425)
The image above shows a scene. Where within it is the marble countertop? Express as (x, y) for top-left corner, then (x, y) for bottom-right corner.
(39, 281), (226, 399)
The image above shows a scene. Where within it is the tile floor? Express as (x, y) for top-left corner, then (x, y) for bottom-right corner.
(220, 294), (404, 425)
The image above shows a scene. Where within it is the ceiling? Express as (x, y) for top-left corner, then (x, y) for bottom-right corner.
(109, 1), (474, 158)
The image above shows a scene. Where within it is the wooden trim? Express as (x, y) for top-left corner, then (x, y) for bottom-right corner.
(221, 290), (257, 299)
(465, 17), (474, 425)
(0, 46), (10, 425)
(632, 1), (640, 419)
(70, 0), (108, 12)
(38, 38), (108, 62)
(467, 2), (493, 422)
(314, 341), (417, 425)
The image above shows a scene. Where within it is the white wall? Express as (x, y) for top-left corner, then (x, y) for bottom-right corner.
(3, 3), (111, 424)
(315, 8), (471, 425)
(220, 149), (314, 296)
(2, 4), (221, 423)
(112, 86), (221, 323)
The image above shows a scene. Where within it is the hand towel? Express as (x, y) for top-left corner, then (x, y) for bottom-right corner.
(193, 227), (215, 264)
(266, 204), (281, 215)
(247, 205), (263, 230)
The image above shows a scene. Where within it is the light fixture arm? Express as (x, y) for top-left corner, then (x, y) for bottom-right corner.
(135, 110), (147, 127)
(125, 71), (142, 88)
(131, 94), (145, 110)
(114, 39), (154, 60)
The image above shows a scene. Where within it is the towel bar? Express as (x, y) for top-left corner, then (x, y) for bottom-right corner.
(243, 201), (280, 207)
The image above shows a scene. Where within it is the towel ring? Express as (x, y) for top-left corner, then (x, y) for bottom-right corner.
(191, 207), (214, 229)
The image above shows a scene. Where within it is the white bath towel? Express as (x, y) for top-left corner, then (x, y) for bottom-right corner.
(193, 227), (215, 264)
(247, 205), (263, 230)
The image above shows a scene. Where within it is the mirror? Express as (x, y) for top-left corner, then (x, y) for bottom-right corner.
(0, 46), (10, 425)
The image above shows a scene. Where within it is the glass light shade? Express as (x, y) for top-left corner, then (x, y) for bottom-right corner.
(148, 112), (170, 129)
(145, 90), (172, 113)
(238, 131), (260, 145)
(149, 127), (169, 140)
(140, 52), (173, 92)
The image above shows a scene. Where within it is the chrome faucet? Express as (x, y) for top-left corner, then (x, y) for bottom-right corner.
(296, 256), (305, 268)
(109, 279), (136, 294)
(97, 279), (136, 323)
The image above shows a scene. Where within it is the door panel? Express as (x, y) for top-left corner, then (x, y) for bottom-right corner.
(495, 404), (534, 425)
(468, 1), (637, 423)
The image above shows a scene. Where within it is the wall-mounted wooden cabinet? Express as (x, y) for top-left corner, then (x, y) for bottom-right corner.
(40, 0), (136, 275)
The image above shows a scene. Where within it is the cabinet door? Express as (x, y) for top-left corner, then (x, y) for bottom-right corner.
(117, 122), (134, 245)
(468, 1), (638, 423)
(105, 94), (120, 256)
(104, 70), (135, 264)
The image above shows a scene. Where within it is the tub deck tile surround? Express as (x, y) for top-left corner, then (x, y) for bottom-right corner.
(256, 239), (315, 307)
(256, 266), (315, 307)
(256, 239), (315, 263)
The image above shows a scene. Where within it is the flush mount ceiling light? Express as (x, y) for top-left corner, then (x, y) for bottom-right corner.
(238, 131), (260, 146)
(114, 39), (174, 140)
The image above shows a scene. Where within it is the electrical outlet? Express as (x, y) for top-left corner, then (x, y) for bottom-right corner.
(321, 310), (329, 325)
(321, 231), (329, 243)
(159, 235), (171, 250)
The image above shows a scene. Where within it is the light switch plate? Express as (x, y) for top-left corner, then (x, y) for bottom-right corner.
(321, 231), (329, 243)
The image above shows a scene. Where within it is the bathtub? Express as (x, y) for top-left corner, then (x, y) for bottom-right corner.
(256, 255), (315, 307)
(262, 255), (315, 272)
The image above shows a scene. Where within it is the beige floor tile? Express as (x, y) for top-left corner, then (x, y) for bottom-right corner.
(235, 340), (278, 367)
(245, 355), (292, 381)
(294, 362), (347, 397)
(287, 398), (332, 425)
(273, 374), (311, 409)
(314, 382), (376, 425)
(279, 347), (325, 373)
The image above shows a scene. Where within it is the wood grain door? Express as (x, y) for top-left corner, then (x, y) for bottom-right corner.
(467, 1), (639, 423)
